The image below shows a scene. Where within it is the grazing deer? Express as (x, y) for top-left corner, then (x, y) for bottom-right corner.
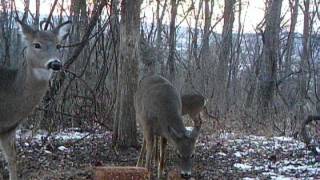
(0, 18), (71, 180)
(135, 75), (203, 179)
(137, 92), (206, 179)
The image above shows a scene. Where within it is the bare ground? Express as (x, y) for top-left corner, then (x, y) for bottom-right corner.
(0, 129), (319, 180)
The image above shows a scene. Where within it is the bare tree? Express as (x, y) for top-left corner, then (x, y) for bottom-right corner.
(297, 0), (311, 121)
(34, 0), (40, 29)
(257, 0), (283, 121)
(0, 0), (13, 66)
(157, 0), (168, 75)
(284, 0), (299, 73)
(113, 0), (142, 147)
(167, 0), (179, 82)
(214, 0), (236, 115)
(191, 0), (203, 69)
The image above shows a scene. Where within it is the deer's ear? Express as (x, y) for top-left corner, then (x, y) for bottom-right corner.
(53, 21), (72, 41)
(168, 127), (184, 139)
(16, 18), (36, 41)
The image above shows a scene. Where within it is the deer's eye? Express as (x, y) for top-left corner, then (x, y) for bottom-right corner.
(191, 154), (195, 159)
(56, 44), (62, 50)
(33, 43), (41, 49)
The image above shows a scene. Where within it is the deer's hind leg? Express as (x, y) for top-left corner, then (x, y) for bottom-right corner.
(0, 128), (18, 180)
(157, 137), (167, 179)
(145, 131), (154, 171)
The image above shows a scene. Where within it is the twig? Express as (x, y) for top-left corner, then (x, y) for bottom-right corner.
(44, 0), (59, 30)
(64, 1), (106, 69)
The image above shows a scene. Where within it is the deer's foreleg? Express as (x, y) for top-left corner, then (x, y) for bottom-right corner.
(0, 128), (17, 180)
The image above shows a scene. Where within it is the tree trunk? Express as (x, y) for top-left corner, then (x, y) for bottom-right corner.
(257, 0), (283, 121)
(157, 0), (167, 75)
(214, 0), (235, 115)
(284, 0), (299, 74)
(167, 0), (178, 82)
(0, 0), (11, 66)
(34, 0), (40, 30)
(113, 0), (141, 148)
(110, 0), (120, 113)
(298, 0), (310, 121)
(228, 0), (243, 108)
(192, 0), (203, 69)
(201, 0), (212, 63)
(198, 0), (213, 93)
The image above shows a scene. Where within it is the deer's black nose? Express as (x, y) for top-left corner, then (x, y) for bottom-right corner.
(47, 59), (62, 71)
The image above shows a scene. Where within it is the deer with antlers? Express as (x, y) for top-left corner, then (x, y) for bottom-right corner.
(0, 18), (71, 180)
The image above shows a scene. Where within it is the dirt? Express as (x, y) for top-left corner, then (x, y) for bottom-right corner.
(0, 130), (319, 180)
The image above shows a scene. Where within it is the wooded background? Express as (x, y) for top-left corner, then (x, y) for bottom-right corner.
(0, 0), (320, 148)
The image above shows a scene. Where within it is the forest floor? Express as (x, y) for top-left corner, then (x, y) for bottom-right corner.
(0, 129), (319, 180)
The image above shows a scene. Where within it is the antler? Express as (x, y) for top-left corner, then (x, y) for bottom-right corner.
(40, 20), (54, 30)
(52, 20), (72, 33)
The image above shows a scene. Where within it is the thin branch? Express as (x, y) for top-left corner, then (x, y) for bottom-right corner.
(44, 0), (59, 30)
(64, 1), (106, 69)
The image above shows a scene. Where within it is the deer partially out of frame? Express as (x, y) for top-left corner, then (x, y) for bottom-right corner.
(181, 93), (205, 127)
(0, 18), (71, 180)
(135, 75), (204, 179)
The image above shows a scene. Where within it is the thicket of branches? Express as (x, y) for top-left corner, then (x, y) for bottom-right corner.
(1, 0), (320, 147)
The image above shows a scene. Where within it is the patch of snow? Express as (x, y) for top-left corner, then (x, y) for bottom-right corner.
(273, 136), (294, 142)
(58, 146), (68, 151)
(229, 139), (244, 144)
(234, 151), (244, 158)
(219, 131), (235, 139)
(248, 148), (255, 153)
(17, 129), (112, 143)
(248, 135), (266, 141)
(217, 152), (227, 156)
(262, 172), (277, 176)
(262, 172), (293, 179)
(279, 164), (320, 173)
(185, 126), (194, 131)
(253, 166), (265, 171)
(28, 130), (50, 142)
(224, 134), (320, 178)
(243, 178), (255, 180)
(54, 131), (89, 141)
(234, 163), (252, 171)
(44, 150), (52, 154)
(294, 142), (306, 149)
(270, 175), (293, 180)
(197, 142), (206, 147)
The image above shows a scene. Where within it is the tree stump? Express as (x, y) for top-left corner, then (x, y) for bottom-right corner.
(94, 166), (150, 180)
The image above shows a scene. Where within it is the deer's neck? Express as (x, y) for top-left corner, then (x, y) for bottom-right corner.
(14, 58), (52, 96)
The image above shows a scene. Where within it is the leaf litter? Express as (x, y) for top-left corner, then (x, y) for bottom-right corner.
(0, 129), (318, 179)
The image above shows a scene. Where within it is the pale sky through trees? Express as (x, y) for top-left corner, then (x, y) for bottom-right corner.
(15, 0), (308, 33)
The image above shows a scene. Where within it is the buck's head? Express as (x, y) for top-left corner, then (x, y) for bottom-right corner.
(169, 126), (200, 178)
(17, 19), (71, 77)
